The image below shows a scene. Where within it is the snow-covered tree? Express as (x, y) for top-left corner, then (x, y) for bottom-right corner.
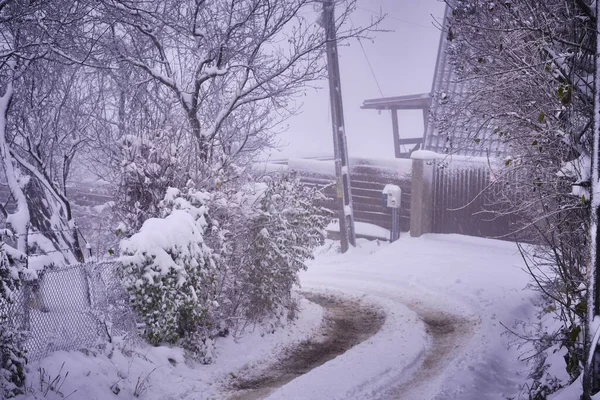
(0, 0), (106, 271)
(438, 0), (596, 396)
(100, 0), (375, 165)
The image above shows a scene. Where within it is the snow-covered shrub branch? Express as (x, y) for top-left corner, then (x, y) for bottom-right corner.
(234, 173), (332, 322)
(0, 241), (26, 398)
(119, 188), (220, 360)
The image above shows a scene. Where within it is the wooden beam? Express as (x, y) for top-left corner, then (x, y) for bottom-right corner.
(391, 109), (401, 158)
(398, 138), (423, 145)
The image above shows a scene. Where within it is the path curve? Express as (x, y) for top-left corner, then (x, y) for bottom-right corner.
(226, 292), (385, 400)
(225, 291), (474, 400)
(367, 305), (475, 400)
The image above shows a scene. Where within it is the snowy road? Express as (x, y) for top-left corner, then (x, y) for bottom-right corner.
(264, 235), (537, 400)
(228, 293), (385, 400)
(18, 234), (537, 400)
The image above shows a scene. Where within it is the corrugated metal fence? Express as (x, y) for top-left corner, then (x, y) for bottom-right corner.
(432, 161), (513, 238)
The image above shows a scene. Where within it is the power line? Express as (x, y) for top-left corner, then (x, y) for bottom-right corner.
(356, 6), (438, 30)
(351, 17), (412, 154)
(350, 17), (384, 97)
(356, 36), (385, 97)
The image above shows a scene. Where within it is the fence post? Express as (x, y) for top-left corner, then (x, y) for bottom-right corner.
(22, 283), (31, 332)
(81, 263), (92, 308)
(410, 158), (435, 237)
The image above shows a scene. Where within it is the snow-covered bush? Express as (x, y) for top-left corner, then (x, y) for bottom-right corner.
(0, 242), (26, 398)
(227, 173), (331, 323)
(0, 328), (27, 399)
(119, 188), (221, 361)
(120, 172), (331, 359)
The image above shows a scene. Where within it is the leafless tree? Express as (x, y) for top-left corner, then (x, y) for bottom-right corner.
(99, 0), (376, 166)
(0, 0), (107, 268)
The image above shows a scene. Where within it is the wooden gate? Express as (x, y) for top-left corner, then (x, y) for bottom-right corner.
(432, 163), (512, 238)
(286, 158), (412, 233)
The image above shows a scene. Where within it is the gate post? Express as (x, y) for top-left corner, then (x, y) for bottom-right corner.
(410, 157), (435, 237)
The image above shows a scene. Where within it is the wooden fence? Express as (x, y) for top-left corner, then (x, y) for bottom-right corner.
(283, 158), (413, 233)
(0, 157), (517, 241)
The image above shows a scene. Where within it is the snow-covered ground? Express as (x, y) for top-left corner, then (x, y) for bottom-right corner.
(17, 234), (539, 399)
(270, 234), (538, 399)
(326, 220), (391, 240)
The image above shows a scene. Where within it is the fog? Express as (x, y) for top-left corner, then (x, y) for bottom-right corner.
(274, 0), (446, 159)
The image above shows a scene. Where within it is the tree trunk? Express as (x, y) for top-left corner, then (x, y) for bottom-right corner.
(0, 81), (29, 255)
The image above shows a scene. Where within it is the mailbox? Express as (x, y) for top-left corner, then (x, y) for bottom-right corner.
(382, 184), (401, 209)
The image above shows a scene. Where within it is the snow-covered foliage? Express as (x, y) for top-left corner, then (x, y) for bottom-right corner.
(0, 241), (26, 398)
(116, 132), (191, 235)
(119, 173), (331, 360)
(119, 188), (220, 360)
(236, 173), (331, 321)
(439, 0), (596, 396)
(0, 326), (26, 399)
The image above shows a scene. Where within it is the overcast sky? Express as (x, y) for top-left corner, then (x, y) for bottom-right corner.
(270, 0), (446, 159)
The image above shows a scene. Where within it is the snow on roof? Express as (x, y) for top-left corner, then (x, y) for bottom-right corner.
(423, 4), (510, 157)
(361, 93), (431, 111)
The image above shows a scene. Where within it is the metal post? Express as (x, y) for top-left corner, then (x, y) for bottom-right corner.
(390, 208), (400, 242)
(323, 0), (356, 252)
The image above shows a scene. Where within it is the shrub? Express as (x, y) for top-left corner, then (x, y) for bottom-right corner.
(0, 242), (26, 398)
(120, 173), (331, 359)
(119, 188), (220, 360)
(233, 173), (332, 322)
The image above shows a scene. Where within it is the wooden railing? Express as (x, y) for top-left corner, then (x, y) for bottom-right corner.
(284, 157), (413, 232)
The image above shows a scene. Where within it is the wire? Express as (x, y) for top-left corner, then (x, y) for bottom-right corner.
(356, 6), (438, 30)
(349, 16), (384, 97)
(350, 17), (410, 154)
(356, 35), (385, 97)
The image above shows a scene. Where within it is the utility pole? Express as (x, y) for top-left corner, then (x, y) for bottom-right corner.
(323, 0), (356, 253)
(584, 1), (600, 397)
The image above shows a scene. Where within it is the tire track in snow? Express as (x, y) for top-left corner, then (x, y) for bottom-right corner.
(369, 307), (475, 399)
(295, 279), (479, 400)
(226, 288), (476, 400)
(225, 292), (385, 400)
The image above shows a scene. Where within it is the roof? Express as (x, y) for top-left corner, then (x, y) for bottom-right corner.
(361, 93), (431, 111)
(423, 4), (509, 157)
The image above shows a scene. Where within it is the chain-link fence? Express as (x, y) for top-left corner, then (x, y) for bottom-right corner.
(5, 261), (137, 361)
